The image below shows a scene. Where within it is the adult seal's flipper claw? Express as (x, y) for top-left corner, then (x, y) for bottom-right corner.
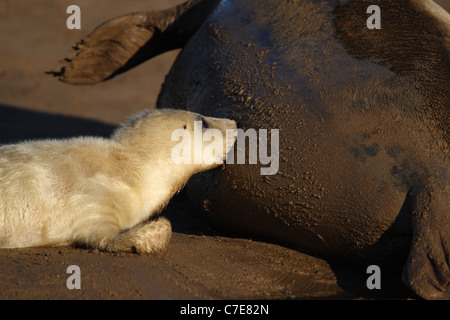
(47, 0), (219, 85)
(403, 181), (450, 299)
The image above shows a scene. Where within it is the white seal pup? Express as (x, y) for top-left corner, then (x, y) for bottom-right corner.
(0, 109), (237, 253)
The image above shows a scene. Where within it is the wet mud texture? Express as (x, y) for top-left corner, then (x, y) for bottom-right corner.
(0, 0), (448, 299)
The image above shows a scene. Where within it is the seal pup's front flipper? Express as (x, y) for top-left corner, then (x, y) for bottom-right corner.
(402, 180), (450, 300)
(104, 217), (172, 254)
(47, 0), (219, 85)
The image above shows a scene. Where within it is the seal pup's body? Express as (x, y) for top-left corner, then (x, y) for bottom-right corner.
(0, 109), (236, 253)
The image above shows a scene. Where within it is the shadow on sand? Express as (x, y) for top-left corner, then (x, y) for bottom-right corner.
(0, 104), (116, 145)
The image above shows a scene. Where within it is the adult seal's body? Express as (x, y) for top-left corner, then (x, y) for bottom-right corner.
(50, 0), (450, 299)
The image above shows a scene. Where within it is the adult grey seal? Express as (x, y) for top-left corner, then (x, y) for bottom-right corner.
(49, 0), (449, 299)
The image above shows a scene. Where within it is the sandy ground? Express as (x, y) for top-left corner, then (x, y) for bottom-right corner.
(0, 0), (448, 300)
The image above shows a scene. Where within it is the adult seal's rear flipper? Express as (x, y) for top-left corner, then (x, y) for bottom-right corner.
(47, 0), (219, 85)
(403, 181), (450, 300)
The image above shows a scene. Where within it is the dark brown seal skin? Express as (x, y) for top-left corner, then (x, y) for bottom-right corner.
(47, 0), (220, 84)
(50, 0), (449, 299)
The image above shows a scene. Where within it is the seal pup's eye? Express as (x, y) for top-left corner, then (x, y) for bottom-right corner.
(183, 125), (187, 130)
(202, 117), (209, 129)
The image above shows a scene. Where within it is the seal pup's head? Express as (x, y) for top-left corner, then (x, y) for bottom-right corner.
(112, 109), (237, 175)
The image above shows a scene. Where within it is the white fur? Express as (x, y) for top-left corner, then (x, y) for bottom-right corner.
(0, 109), (236, 253)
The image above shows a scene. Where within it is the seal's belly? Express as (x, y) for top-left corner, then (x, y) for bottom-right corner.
(157, 0), (424, 264)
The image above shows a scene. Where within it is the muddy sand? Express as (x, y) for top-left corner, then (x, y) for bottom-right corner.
(0, 0), (448, 300)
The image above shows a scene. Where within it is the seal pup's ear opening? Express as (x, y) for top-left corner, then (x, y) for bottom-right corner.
(111, 109), (154, 141)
